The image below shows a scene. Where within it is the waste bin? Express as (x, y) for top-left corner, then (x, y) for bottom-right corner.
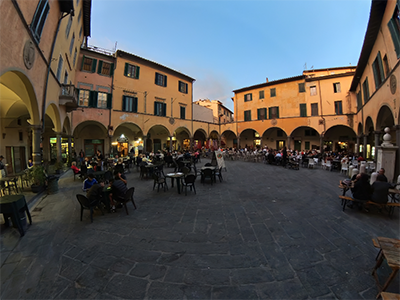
(47, 175), (60, 194)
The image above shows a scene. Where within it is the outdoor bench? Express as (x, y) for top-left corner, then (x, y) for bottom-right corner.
(338, 195), (400, 217)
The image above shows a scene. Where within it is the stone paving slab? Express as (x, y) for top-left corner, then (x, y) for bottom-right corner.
(1, 159), (399, 299)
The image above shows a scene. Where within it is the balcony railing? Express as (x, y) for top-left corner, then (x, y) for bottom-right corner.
(59, 84), (78, 112)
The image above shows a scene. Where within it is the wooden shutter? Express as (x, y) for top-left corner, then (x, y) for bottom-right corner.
(110, 63), (114, 76)
(122, 96), (126, 111)
(377, 52), (385, 82)
(106, 93), (112, 109)
(91, 59), (97, 73)
(155, 73), (159, 84)
(124, 63), (129, 76)
(268, 107), (272, 119)
(388, 18), (400, 57)
(133, 97), (138, 112)
(164, 75), (167, 87)
(276, 107), (280, 118)
(257, 109), (260, 120)
(76, 88), (80, 104)
(162, 103), (167, 116)
(97, 60), (103, 74)
(81, 55), (85, 71)
(154, 101), (157, 115)
(88, 91), (95, 107)
(135, 66), (140, 79)
(300, 104), (306, 117)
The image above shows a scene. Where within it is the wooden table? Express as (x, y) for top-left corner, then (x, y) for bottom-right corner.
(380, 292), (400, 300)
(389, 189), (400, 203)
(165, 172), (184, 194)
(372, 237), (400, 297)
(0, 194), (32, 236)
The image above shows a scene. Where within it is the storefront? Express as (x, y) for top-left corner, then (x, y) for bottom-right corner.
(50, 137), (74, 161)
(84, 139), (103, 158)
(111, 136), (144, 157)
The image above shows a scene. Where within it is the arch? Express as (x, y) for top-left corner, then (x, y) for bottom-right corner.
(290, 126), (320, 152)
(364, 116), (374, 135)
(193, 129), (207, 149)
(45, 103), (61, 133)
(324, 125), (356, 153)
(0, 70), (40, 124)
(376, 105), (395, 131)
(73, 120), (108, 158)
(357, 122), (363, 136)
(261, 127), (288, 150)
(364, 117), (375, 159)
(173, 126), (191, 151)
(146, 124), (171, 152)
(113, 122), (144, 157)
(239, 129), (261, 149)
(221, 130), (237, 148)
(209, 130), (219, 139)
(62, 116), (71, 135)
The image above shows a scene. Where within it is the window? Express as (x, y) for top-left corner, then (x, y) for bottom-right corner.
(31, 0), (50, 42)
(334, 101), (343, 115)
(81, 56), (97, 72)
(56, 55), (63, 81)
(357, 91), (362, 111)
(311, 103), (318, 116)
(305, 141), (310, 150)
(155, 73), (167, 87)
(372, 52), (385, 89)
(259, 90), (264, 99)
(122, 96), (138, 112)
(65, 15), (72, 38)
(124, 63), (140, 79)
(298, 83), (305, 93)
(78, 90), (90, 106)
(383, 54), (390, 76)
(69, 33), (75, 55)
(270, 88), (276, 97)
(333, 82), (341, 93)
(73, 48), (77, 66)
(97, 61), (113, 76)
(388, 4), (400, 58)
(97, 92), (108, 108)
(268, 106), (279, 119)
(300, 104), (307, 117)
(179, 81), (188, 94)
(79, 27), (82, 38)
(180, 106), (186, 119)
(310, 86), (317, 96)
(244, 93), (252, 102)
(154, 101), (166, 116)
(362, 78), (370, 104)
(257, 108), (267, 120)
(244, 110), (251, 121)
(64, 70), (68, 84)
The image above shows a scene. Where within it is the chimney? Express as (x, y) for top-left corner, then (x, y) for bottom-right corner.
(266, 77), (269, 82)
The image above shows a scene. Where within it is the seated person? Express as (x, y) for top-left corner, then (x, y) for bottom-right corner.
(86, 179), (109, 210)
(350, 173), (372, 209)
(27, 159), (34, 169)
(378, 168), (388, 182)
(370, 174), (395, 204)
(71, 161), (82, 178)
(82, 174), (98, 192)
(114, 158), (124, 174)
(109, 175), (128, 212)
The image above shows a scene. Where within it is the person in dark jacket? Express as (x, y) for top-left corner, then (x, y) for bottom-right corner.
(371, 175), (395, 204)
(87, 180), (108, 210)
(108, 174), (127, 212)
(350, 173), (372, 209)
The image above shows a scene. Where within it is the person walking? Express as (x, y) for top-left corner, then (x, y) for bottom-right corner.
(79, 149), (85, 166)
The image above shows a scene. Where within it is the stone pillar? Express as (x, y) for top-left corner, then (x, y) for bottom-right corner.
(374, 131), (381, 161)
(169, 136), (173, 153)
(56, 132), (62, 162)
(190, 137), (194, 150)
(395, 125), (400, 181)
(68, 136), (72, 158)
(237, 137), (240, 149)
(320, 135), (324, 155)
(376, 127), (398, 183)
(356, 136), (360, 155)
(143, 136), (147, 154)
(363, 135), (367, 158)
(286, 136), (291, 150)
(32, 126), (42, 166)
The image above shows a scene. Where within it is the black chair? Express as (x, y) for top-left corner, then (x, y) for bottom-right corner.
(182, 174), (196, 195)
(181, 166), (190, 176)
(104, 170), (113, 184)
(152, 174), (168, 192)
(155, 164), (165, 178)
(214, 167), (223, 182)
(140, 165), (148, 180)
(80, 165), (88, 179)
(204, 163), (212, 166)
(76, 194), (104, 223)
(201, 168), (214, 185)
(114, 187), (136, 215)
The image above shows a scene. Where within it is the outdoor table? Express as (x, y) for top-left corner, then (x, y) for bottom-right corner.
(165, 172), (184, 194)
(388, 189), (400, 202)
(201, 166), (216, 171)
(0, 194), (32, 236)
(371, 237), (400, 297)
(0, 176), (20, 195)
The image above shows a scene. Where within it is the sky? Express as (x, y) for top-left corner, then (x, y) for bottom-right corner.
(89, 0), (372, 112)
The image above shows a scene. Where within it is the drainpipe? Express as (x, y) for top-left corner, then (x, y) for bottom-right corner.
(41, 10), (74, 135)
(317, 81), (326, 154)
(108, 57), (115, 156)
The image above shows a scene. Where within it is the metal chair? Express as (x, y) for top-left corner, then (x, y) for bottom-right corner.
(152, 173), (168, 192)
(114, 187), (136, 215)
(182, 174), (196, 195)
(76, 194), (104, 223)
(201, 168), (214, 185)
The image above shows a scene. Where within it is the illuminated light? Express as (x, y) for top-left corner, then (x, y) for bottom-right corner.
(120, 134), (125, 139)
(112, 142), (118, 145)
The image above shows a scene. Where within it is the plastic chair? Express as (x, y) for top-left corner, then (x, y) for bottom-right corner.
(201, 168), (214, 185)
(325, 160), (332, 171)
(340, 163), (348, 174)
(76, 194), (104, 223)
(140, 165), (148, 180)
(182, 174), (196, 195)
(152, 174), (168, 192)
(117, 187), (136, 215)
(214, 167), (223, 182)
(308, 159), (315, 169)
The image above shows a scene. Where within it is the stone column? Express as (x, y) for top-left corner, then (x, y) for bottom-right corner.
(143, 136), (147, 153)
(237, 137), (240, 149)
(363, 135), (367, 158)
(356, 135), (360, 155)
(169, 136), (173, 153)
(190, 137), (194, 150)
(68, 136), (72, 159)
(319, 135), (324, 155)
(395, 125), (400, 180)
(56, 132), (62, 162)
(374, 131), (381, 161)
(286, 136), (291, 150)
(32, 126), (42, 166)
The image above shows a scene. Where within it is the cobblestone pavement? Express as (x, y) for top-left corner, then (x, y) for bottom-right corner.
(1, 159), (399, 299)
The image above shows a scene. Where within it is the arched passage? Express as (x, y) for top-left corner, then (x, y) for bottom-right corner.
(0, 70), (40, 171)
(262, 127), (287, 150)
(193, 129), (207, 149)
(209, 130), (219, 150)
(73, 121), (108, 158)
(290, 126), (320, 152)
(146, 125), (171, 153)
(113, 122), (144, 157)
(239, 129), (261, 149)
(173, 126), (191, 151)
(376, 105), (395, 131)
(221, 130), (237, 148)
(364, 117), (374, 159)
(324, 125), (356, 153)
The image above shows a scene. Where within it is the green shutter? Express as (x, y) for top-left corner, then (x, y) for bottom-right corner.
(164, 75), (167, 87)
(268, 107), (272, 119)
(88, 91), (94, 107)
(122, 96), (126, 111)
(81, 55), (85, 71)
(133, 97), (138, 112)
(136, 66), (140, 79)
(388, 18), (400, 57)
(276, 107), (280, 118)
(124, 63), (129, 76)
(154, 102), (157, 115)
(110, 63), (114, 76)
(155, 73), (158, 84)
(90, 91), (98, 107)
(300, 104), (306, 117)
(97, 60), (103, 74)
(91, 59), (97, 73)
(106, 93), (112, 109)
(257, 109), (260, 120)
(377, 52), (385, 82)
(76, 88), (80, 104)
(163, 103), (167, 116)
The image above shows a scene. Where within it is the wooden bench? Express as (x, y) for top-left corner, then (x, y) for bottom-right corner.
(338, 195), (400, 217)
(380, 292), (400, 300)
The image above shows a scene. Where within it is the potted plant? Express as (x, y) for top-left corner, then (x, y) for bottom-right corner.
(54, 161), (64, 174)
(29, 165), (46, 193)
